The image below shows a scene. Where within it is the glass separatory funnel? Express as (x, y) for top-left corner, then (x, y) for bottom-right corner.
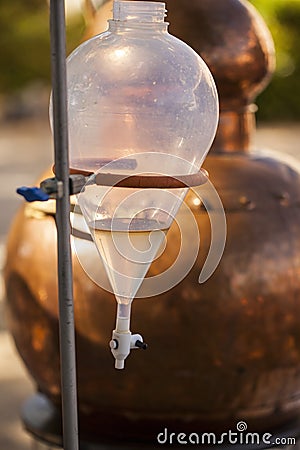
(66, 0), (219, 369)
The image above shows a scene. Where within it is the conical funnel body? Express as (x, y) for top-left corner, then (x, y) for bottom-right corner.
(89, 218), (167, 301)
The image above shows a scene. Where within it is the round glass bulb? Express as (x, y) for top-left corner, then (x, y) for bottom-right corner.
(66, 0), (219, 175)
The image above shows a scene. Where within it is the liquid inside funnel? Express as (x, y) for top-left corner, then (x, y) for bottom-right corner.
(89, 217), (168, 302)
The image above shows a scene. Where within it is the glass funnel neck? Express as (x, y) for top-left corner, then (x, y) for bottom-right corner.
(113, 0), (167, 23)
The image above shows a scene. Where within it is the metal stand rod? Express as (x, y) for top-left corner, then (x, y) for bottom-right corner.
(49, 1), (79, 449)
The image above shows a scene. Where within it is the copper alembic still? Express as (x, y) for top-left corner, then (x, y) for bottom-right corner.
(4, 0), (300, 448)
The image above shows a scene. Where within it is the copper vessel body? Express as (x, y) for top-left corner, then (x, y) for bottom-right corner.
(5, 0), (300, 443)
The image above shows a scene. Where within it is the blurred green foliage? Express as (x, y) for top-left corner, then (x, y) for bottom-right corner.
(0, 0), (299, 121)
(0, 0), (84, 94)
(250, 0), (300, 121)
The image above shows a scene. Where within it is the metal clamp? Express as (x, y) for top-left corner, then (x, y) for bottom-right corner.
(17, 174), (87, 202)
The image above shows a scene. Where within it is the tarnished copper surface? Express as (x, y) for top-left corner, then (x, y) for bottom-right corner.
(5, 0), (300, 444)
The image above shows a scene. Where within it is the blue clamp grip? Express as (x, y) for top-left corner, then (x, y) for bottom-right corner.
(16, 187), (50, 202)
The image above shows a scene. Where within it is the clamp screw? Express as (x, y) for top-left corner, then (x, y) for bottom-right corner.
(16, 187), (50, 202)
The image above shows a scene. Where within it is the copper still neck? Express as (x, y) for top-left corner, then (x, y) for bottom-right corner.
(212, 106), (257, 154)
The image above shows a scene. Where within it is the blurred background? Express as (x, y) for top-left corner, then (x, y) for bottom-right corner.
(0, 0), (299, 449)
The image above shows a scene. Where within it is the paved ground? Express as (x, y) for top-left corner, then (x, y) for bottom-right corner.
(0, 118), (300, 449)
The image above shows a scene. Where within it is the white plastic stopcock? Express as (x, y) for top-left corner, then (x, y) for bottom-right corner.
(110, 331), (145, 369)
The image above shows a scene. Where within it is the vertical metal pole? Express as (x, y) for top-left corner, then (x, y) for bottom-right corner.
(49, 1), (79, 449)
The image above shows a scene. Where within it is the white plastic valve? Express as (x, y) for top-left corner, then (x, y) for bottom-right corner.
(109, 331), (146, 369)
